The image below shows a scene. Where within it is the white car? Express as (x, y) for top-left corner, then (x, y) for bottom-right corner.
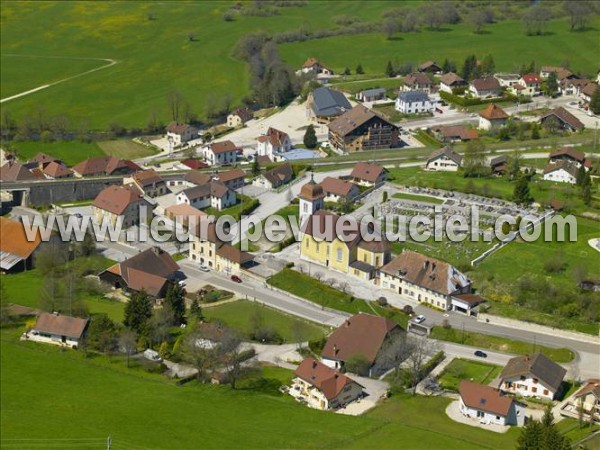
(413, 315), (426, 324)
(198, 265), (210, 272)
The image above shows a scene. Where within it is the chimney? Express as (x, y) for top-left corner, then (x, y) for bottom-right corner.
(423, 260), (429, 270)
(431, 262), (436, 271)
(312, 360), (317, 369)
(53, 311), (59, 316)
(345, 320), (351, 327)
(333, 344), (338, 354)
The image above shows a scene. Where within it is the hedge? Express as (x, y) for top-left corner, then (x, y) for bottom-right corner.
(439, 91), (529, 107)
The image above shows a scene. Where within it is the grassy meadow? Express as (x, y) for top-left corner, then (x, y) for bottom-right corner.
(438, 358), (502, 391)
(1, 1), (599, 130)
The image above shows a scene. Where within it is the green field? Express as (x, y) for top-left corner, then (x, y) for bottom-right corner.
(2, 2), (598, 130)
(438, 358), (502, 391)
(279, 17), (600, 77)
(96, 139), (158, 160)
(203, 300), (329, 342)
(6, 140), (105, 166)
(430, 327), (574, 363)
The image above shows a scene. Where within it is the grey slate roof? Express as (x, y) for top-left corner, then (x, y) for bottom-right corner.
(311, 87), (352, 117)
(359, 88), (386, 97)
(398, 90), (431, 103)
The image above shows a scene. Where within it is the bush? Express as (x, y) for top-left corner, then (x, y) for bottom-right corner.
(252, 326), (284, 344)
(439, 91), (524, 107)
(377, 297), (388, 306)
(285, 262), (295, 269)
(308, 336), (327, 354)
(345, 354), (371, 376)
(402, 305), (414, 315)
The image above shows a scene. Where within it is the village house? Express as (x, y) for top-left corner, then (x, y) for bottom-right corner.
(478, 104), (509, 130)
(458, 380), (525, 427)
(328, 105), (400, 152)
(166, 122), (198, 147)
(395, 90), (437, 114)
(498, 353), (566, 400)
(91, 185), (152, 228)
(188, 220), (254, 273)
(72, 156), (140, 178)
(25, 313), (89, 349)
(542, 161), (579, 184)
(181, 159), (209, 171)
(580, 82), (599, 103)
(306, 86), (352, 123)
(204, 140), (237, 166)
(320, 176), (359, 203)
(350, 162), (387, 186)
(301, 57), (334, 76)
(42, 161), (73, 179)
(439, 72), (467, 94)
(560, 78), (590, 96)
(256, 127), (292, 160)
(227, 107), (254, 128)
(540, 107), (584, 132)
(164, 203), (207, 229)
(380, 251), (472, 311)
(431, 125), (479, 143)
(176, 181), (236, 211)
(0, 161), (40, 182)
(493, 73), (521, 88)
(123, 169), (167, 198)
(539, 66), (572, 80)
(567, 379), (600, 423)
(549, 147), (590, 169)
(490, 155), (508, 176)
(184, 171), (212, 187)
(425, 147), (462, 172)
(418, 61), (442, 74)
(0, 216), (49, 273)
(469, 77), (502, 98)
(252, 163), (294, 190)
(28, 152), (61, 169)
(99, 247), (180, 298)
(213, 168), (246, 190)
(402, 72), (434, 94)
(356, 88), (386, 102)
(289, 358), (364, 410)
(517, 73), (542, 96)
(299, 209), (391, 281)
(321, 313), (402, 376)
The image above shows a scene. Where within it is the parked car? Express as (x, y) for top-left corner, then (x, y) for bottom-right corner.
(198, 265), (210, 272)
(413, 315), (426, 324)
(474, 350), (488, 358)
(231, 275), (242, 283)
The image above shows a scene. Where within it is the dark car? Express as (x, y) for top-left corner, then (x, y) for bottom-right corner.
(474, 350), (488, 358)
(231, 275), (242, 283)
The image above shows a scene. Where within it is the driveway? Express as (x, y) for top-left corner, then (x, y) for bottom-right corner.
(446, 401), (511, 433)
(336, 375), (389, 416)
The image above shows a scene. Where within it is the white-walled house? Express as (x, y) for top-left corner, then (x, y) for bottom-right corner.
(204, 141), (237, 166)
(289, 358), (364, 410)
(439, 72), (467, 94)
(256, 127), (292, 159)
(543, 162), (578, 184)
(499, 353), (567, 401)
(494, 73), (521, 88)
(425, 147), (462, 172)
(25, 313), (89, 348)
(459, 380), (525, 427)
(478, 104), (509, 130)
(517, 73), (542, 96)
(380, 251), (472, 311)
(469, 77), (502, 98)
(166, 122), (197, 147)
(176, 181), (236, 210)
(395, 90), (437, 114)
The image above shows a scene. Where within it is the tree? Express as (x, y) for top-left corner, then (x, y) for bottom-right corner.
(468, 9), (488, 34)
(345, 354), (371, 376)
(382, 18), (400, 40)
(480, 54), (495, 77)
(441, 58), (456, 73)
(545, 71), (558, 97)
(378, 335), (410, 379)
(513, 174), (534, 205)
(507, 150), (522, 180)
(404, 336), (439, 393)
(385, 60), (395, 78)
(516, 418), (544, 450)
(187, 31), (196, 41)
(251, 158), (260, 176)
(124, 290), (153, 335)
(563, 1), (592, 31)
(576, 165), (587, 186)
(87, 314), (119, 354)
(355, 64), (364, 75)
(217, 330), (244, 389)
(382, 191), (388, 203)
(542, 115), (561, 135)
(522, 4), (551, 36)
(303, 124), (317, 149)
(531, 123), (540, 139)
(190, 298), (203, 321)
(517, 406), (571, 450)
(401, 10), (419, 32)
(461, 54), (478, 82)
(165, 283), (186, 325)
(119, 328), (137, 368)
(581, 172), (592, 206)
(463, 139), (488, 178)
(343, 66), (351, 76)
(589, 85), (600, 115)
(180, 329), (216, 381)
(167, 90), (183, 122)
(291, 321), (308, 348)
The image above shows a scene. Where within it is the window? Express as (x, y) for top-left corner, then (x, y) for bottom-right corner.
(306, 240), (309, 248)
(543, 389), (549, 395)
(336, 249), (343, 262)
(533, 378), (538, 384)
(532, 387), (537, 393)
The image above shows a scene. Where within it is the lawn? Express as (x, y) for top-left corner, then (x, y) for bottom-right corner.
(267, 268), (409, 328)
(202, 300), (329, 342)
(331, 78), (401, 95)
(205, 195), (259, 221)
(96, 139), (159, 159)
(430, 327), (574, 363)
(437, 358), (502, 392)
(0, 335), (381, 450)
(6, 140), (105, 166)
(391, 192), (445, 204)
(345, 393), (520, 450)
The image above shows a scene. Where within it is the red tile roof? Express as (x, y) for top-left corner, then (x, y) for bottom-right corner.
(209, 140), (237, 154)
(0, 216), (43, 259)
(214, 168), (245, 183)
(479, 104), (509, 120)
(181, 159), (209, 170)
(132, 169), (164, 187)
(294, 358), (361, 400)
(471, 77), (501, 92)
(42, 161), (73, 179)
(549, 147), (585, 163)
(350, 162), (386, 183)
(521, 73), (540, 84)
(459, 380), (514, 417)
(73, 156), (139, 177)
(320, 176), (356, 197)
(166, 122), (196, 134)
(92, 185), (146, 215)
(0, 161), (38, 181)
(257, 127), (289, 147)
(33, 313), (88, 339)
(321, 313), (399, 364)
